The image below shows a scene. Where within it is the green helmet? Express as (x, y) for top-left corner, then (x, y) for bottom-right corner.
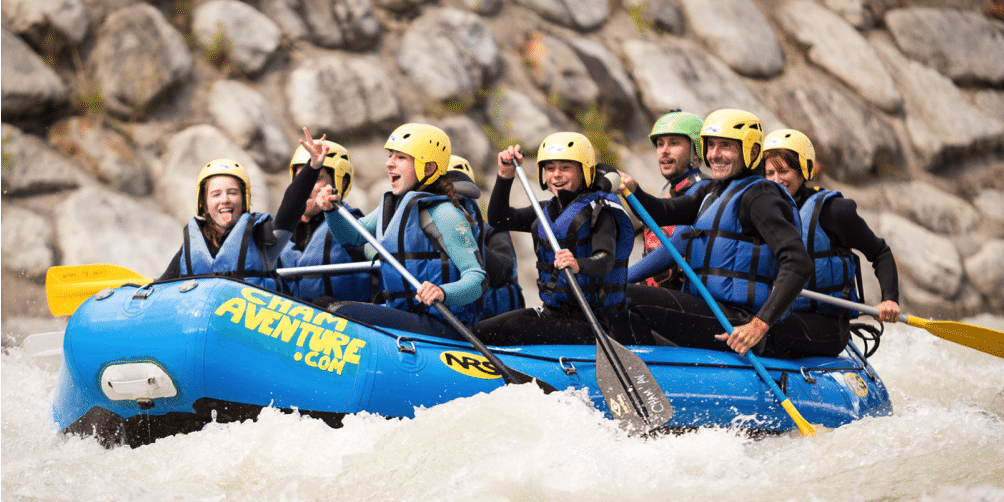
(649, 111), (703, 152)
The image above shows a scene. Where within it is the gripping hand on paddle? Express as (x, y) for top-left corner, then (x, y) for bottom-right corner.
(415, 281), (445, 305)
(716, 317), (770, 356)
(300, 127), (329, 170)
(314, 185), (341, 212)
(497, 145), (522, 179)
(553, 248), (580, 274)
(618, 171), (638, 194)
(874, 300), (901, 324)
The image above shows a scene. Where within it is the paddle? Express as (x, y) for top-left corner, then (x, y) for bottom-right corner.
(621, 188), (817, 437)
(511, 159), (673, 433)
(46, 262), (382, 317)
(799, 289), (1003, 359)
(329, 201), (557, 393)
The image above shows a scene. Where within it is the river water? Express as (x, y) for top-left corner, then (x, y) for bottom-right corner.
(3, 317), (1003, 502)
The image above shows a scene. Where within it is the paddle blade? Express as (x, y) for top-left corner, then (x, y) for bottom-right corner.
(595, 339), (674, 433)
(46, 264), (152, 316)
(503, 368), (559, 394)
(906, 316), (1004, 359)
(781, 399), (817, 437)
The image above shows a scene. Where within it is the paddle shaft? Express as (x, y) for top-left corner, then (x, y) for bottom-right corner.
(622, 189), (816, 436)
(513, 162), (672, 430)
(330, 202), (548, 389)
(799, 289), (903, 321)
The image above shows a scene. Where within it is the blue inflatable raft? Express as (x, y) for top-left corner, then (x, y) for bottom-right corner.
(53, 277), (892, 446)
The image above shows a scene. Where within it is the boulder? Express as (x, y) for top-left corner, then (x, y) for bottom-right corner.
(192, 0), (282, 76)
(622, 38), (785, 132)
(526, 35), (600, 117)
(766, 80), (902, 181)
(260, 0), (308, 41)
(964, 239), (1004, 300)
(872, 37), (1004, 169)
(436, 115), (494, 181)
(567, 37), (638, 129)
(625, 0), (684, 35)
(1, 0), (90, 54)
(515, 0), (609, 31)
(88, 4), (193, 119)
(821, 0), (875, 29)
(886, 7), (1004, 86)
(882, 181), (980, 234)
(48, 116), (152, 197)
(154, 125), (274, 223)
(879, 212), (962, 297)
(1, 124), (82, 196)
(1, 204), (55, 278)
(676, 0), (784, 78)
(374, 0), (435, 12)
(54, 186), (181, 279)
(208, 80), (292, 172)
(973, 190), (1004, 223)
(300, 0), (380, 50)
(396, 8), (501, 102)
(777, 0), (902, 113)
(459, 0), (501, 16)
(483, 87), (561, 151)
(973, 90), (1004, 124)
(286, 54), (401, 139)
(1, 27), (69, 120)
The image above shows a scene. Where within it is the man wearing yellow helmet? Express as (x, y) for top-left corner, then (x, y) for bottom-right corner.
(159, 128), (335, 292)
(314, 123), (487, 332)
(278, 140), (376, 304)
(621, 109), (813, 358)
(472, 133), (640, 346)
(763, 128), (900, 357)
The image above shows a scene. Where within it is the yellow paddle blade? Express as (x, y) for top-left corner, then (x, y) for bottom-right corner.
(905, 316), (1004, 359)
(781, 399), (817, 437)
(46, 264), (152, 316)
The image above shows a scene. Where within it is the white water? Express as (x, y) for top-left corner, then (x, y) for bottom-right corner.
(3, 319), (1003, 502)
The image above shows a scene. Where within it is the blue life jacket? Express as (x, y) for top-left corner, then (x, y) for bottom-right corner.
(453, 195), (524, 319)
(376, 191), (485, 326)
(664, 177), (711, 263)
(680, 176), (800, 314)
(181, 211), (281, 291)
(278, 205), (375, 304)
(535, 191), (634, 313)
(792, 188), (862, 317)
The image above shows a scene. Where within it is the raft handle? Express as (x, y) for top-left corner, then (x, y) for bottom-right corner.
(396, 336), (416, 354)
(799, 367), (817, 384)
(559, 357), (577, 376)
(131, 284), (153, 300)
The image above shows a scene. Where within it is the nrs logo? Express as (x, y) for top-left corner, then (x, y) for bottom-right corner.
(440, 351), (502, 380)
(843, 373), (869, 397)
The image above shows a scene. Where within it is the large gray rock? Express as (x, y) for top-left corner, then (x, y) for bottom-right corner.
(458, 0), (501, 15)
(208, 80), (292, 172)
(879, 212), (963, 297)
(515, 0), (609, 31)
(567, 37), (638, 129)
(396, 8), (501, 102)
(626, 0), (684, 35)
(47, 116), (152, 197)
(527, 35), (600, 117)
(154, 125), (274, 223)
(483, 87), (560, 152)
(822, 0), (875, 29)
(301, 0), (380, 50)
(886, 7), (1004, 86)
(436, 115), (494, 181)
(286, 54), (400, 138)
(1, 27), (69, 119)
(676, 0), (784, 78)
(54, 186), (181, 279)
(964, 239), (1004, 301)
(622, 39), (785, 132)
(1, 205), (55, 278)
(260, 0), (308, 40)
(1, 124), (82, 196)
(872, 38), (1004, 169)
(88, 4), (193, 119)
(973, 190), (1004, 223)
(192, 0), (281, 76)
(766, 80), (901, 181)
(973, 90), (1004, 124)
(882, 181), (980, 234)
(777, 0), (901, 113)
(1, 0), (90, 53)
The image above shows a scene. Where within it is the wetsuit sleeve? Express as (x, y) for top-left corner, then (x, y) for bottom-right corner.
(631, 186), (703, 226)
(427, 203), (488, 307)
(575, 208), (618, 276)
(487, 176), (538, 233)
(627, 244), (674, 283)
(739, 183), (813, 326)
(158, 247), (183, 281)
(819, 198), (900, 303)
(274, 165), (321, 232)
(323, 207), (378, 248)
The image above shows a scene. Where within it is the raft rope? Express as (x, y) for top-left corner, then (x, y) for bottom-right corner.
(849, 322), (883, 358)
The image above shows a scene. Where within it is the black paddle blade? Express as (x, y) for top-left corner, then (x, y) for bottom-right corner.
(595, 339), (674, 433)
(502, 368), (560, 394)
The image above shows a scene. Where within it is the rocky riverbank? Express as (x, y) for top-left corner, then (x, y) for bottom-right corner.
(3, 0), (1003, 346)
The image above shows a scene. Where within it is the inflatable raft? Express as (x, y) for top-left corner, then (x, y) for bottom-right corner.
(53, 277), (892, 447)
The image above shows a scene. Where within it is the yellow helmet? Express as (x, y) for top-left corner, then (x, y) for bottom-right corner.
(448, 155), (475, 180)
(289, 141), (354, 198)
(536, 131), (595, 190)
(764, 129), (816, 181)
(384, 123), (451, 188)
(700, 109), (764, 170)
(196, 159), (251, 215)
